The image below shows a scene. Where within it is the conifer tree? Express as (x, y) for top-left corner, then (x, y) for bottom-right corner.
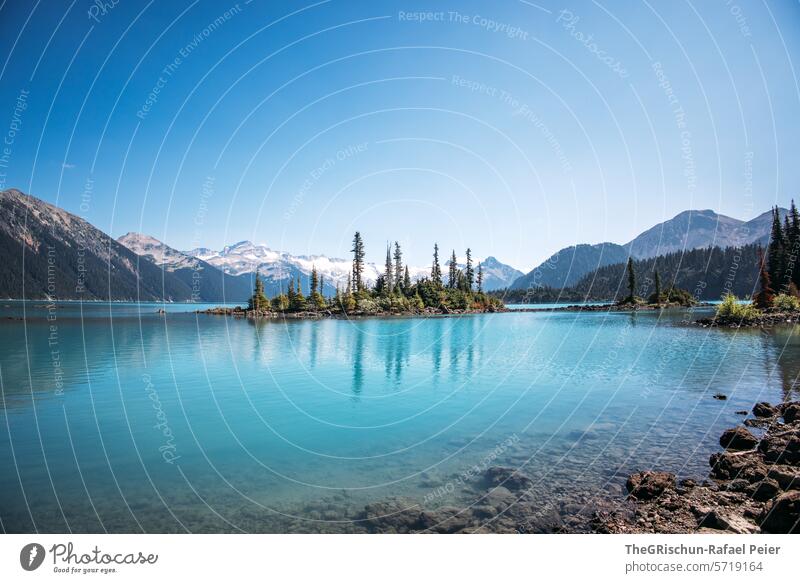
(448, 250), (458, 289)
(248, 270), (269, 311)
(626, 257), (636, 302)
(789, 200), (800, 289)
(352, 231), (365, 292)
(292, 276), (306, 311)
(310, 266), (319, 295)
(431, 243), (442, 287)
(755, 247), (775, 309)
(287, 278), (296, 307)
(477, 262), (483, 293)
(768, 207), (786, 291)
(465, 248), (474, 291)
(654, 269), (662, 305)
(384, 244), (394, 294)
(393, 242), (403, 291)
(403, 265), (411, 290)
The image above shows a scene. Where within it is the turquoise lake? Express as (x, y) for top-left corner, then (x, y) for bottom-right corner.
(1, 302), (798, 532)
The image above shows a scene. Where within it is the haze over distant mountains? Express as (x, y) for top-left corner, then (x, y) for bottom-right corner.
(509, 208), (785, 291)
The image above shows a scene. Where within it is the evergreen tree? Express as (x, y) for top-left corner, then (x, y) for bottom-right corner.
(248, 270), (269, 311)
(291, 276), (306, 311)
(287, 278), (296, 307)
(393, 242), (403, 291)
(310, 266), (319, 295)
(384, 244), (394, 294)
(448, 250), (458, 289)
(352, 231), (365, 292)
(653, 269), (662, 305)
(768, 207), (786, 291)
(477, 262), (483, 293)
(755, 247), (775, 309)
(465, 248), (474, 291)
(789, 200), (800, 289)
(431, 243), (442, 287)
(403, 265), (411, 291)
(626, 257), (636, 301)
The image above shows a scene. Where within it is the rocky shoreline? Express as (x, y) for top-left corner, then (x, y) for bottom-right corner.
(592, 400), (800, 534)
(510, 301), (708, 314)
(197, 305), (508, 320)
(695, 311), (800, 329)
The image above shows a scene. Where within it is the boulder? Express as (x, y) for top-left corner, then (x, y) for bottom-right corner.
(698, 509), (760, 534)
(719, 427), (758, 450)
(758, 429), (800, 465)
(760, 491), (800, 533)
(483, 466), (533, 492)
(626, 471), (676, 501)
(749, 478), (781, 502)
(417, 506), (473, 533)
(783, 403), (800, 424)
(767, 468), (800, 490)
(709, 452), (767, 483)
(753, 402), (778, 418)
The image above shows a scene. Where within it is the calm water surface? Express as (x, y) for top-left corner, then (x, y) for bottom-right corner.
(1, 302), (798, 532)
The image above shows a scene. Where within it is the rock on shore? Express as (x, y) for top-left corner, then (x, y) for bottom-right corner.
(595, 400), (800, 533)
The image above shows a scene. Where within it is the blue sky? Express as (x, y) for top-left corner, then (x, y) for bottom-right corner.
(1, 0), (799, 271)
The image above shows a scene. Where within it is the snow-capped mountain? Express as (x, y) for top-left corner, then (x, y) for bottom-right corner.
(118, 232), (200, 271)
(186, 241), (520, 292)
(186, 241), (430, 290)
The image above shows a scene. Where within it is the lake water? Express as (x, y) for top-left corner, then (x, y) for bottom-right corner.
(1, 302), (798, 533)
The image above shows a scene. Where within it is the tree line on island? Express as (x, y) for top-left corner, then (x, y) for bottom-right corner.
(246, 232), (502, 315)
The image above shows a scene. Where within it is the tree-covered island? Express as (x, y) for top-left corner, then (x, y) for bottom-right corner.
(204, 232), (504, 319)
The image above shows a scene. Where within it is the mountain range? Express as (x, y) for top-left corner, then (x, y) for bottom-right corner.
(509, 208), (784, 291)
(0, 189), (521, 301)
(0, 188), (787, 301)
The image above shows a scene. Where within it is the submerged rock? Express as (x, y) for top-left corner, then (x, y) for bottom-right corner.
(626, 471), (675, 501)
(483, 466), (533, 492)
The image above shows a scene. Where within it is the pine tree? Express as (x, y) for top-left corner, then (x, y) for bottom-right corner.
(789, 200), (800, 288)
(654, 269), (662, 305)
(464, 248), (474, 291)
(292, 276), (306, 311)
(287, 278), (296, 307)
(626, 257), (636, 302)
(248, 270), (269, 311)
(403, 265), (411, 290)
(477, 262), (483, 292)
(448, 250), (458, 289)
(310, 266), (319, 295)
(768, 207), (786, 292)
(755, 246), (775, 309)
(352, 231), (365, 292)
(384, 244), (394, 294)
(393, 242), (403, 291)
(431, 243), (442, 287)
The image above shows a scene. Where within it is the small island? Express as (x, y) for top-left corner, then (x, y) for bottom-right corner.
(201, 233), (505, 319)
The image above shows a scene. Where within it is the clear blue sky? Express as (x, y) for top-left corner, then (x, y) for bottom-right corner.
(1, 0), (799, 271)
